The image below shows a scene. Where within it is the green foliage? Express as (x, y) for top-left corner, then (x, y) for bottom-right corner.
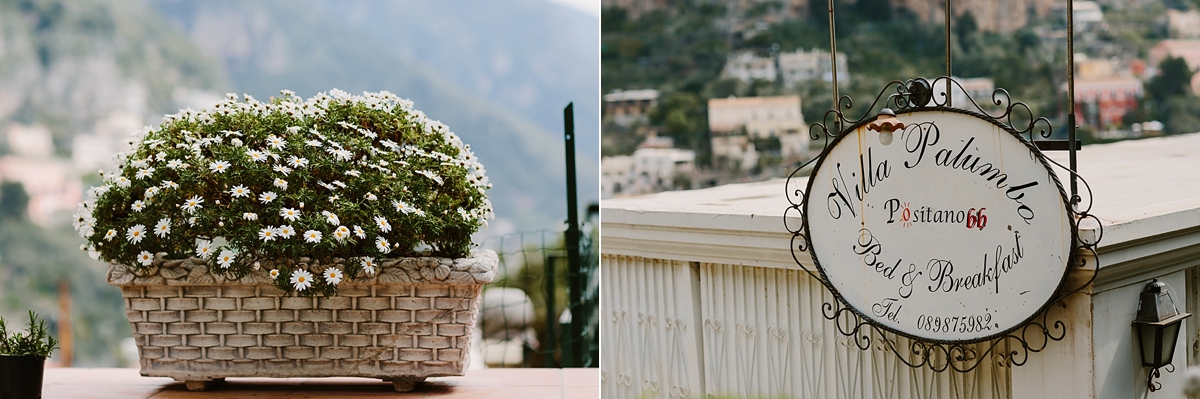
(0, 311), (59, 358)
(73, 90), (492, 295)
(0, 182), (30, 221)
(649, 92), (712, 165)
(854, 0), (893, 22)
(1147, 56), (1194, 103)
(1127, 56), (1200, 134)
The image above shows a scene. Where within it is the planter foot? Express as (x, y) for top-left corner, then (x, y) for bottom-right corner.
(183, 378), (225, 391)
(390, 378), (426, 392)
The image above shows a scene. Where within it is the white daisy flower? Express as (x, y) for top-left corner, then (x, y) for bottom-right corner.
(332, 149), (352, 161)
(345, 170), (361, 177)
(131, 200), (145, 212)
(247, 149), (268, 162)
(374, 216), (391, 232)
(353, 225), (366, 239)
(144, 186), (160, 199)
(280, 207), (301, 221)
(259, 191), (277, 203)
(132, 159), (150, 169)
(137, 251), (154, 266)
(332, 225), (350, 242)
(195, 240), (214, 259)
(230, 185), (250, 198)
(290, 269), (313, 291)
(274, 178), (288, 190)
(243, 212), (258, 220)
(278, 225), (296, 238)
(155, 151), (168, 161)
(323, 267), (343, 285)
(258, 227), (277, 241)
(375, 237), (392, 253)
(266, 134), (286, 150)
(209, 160), (231, 173)
(154, 218), (171, 237)
(304, 230), (323, 243)
(167, 159), (185, 169)
(230, 138), (243, 146)
(415, 170), (443, 185)
(269, 269), (280, 280)
(332, 180), (346, 188)
(115, 176), (131, 188)
(162, 181), (179, 190)
(393, 200), (414, 214)
(365, 193), (377, 201)
(136, 168), (155, 179)
(127, 224), (146, 243)
(87, 246), (100, 260)
(103, 229), (117, 241)
(217, 249), (236, 268)
(182, 195), (204, 213)
(306, 139), (323, 147)
(322, 211), (340, 226)
(360, 257), (376, 275)
(273, 165), (292, 175)
(288, 156), (309, 168)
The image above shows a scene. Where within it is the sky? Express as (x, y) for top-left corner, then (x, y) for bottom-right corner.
(547, 0), (600, 17)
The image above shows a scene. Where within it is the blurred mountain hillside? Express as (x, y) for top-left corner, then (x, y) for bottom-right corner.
(312, 0), (601, 159)
(0, 0), (226, 154)
(150, 0), (600, 233)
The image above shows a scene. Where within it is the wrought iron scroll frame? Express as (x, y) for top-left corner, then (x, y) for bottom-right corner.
(782, 76), (1104, 373)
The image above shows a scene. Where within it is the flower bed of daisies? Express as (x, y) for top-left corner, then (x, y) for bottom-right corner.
(73, 90), (492, 296)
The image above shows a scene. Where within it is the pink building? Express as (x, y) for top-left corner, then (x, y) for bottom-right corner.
(1071, 78), (1143, 129)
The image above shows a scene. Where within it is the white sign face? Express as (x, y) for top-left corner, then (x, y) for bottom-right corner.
(806, 110), (1072, 343)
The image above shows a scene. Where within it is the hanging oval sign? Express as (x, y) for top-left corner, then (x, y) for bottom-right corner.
(804, 110), (1073, 343)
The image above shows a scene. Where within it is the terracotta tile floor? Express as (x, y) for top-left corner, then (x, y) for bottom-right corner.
(40, 367), (599, 398)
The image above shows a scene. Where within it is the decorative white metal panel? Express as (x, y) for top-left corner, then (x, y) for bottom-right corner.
(601, 255), (1012, 398)
(698, 262), (1011, 399)
(602, 255), (704, 399)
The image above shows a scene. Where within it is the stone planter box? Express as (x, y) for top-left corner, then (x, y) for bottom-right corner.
(108, 250), (497, 392)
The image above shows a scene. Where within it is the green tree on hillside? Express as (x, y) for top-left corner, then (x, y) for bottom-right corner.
(0, 182), (29, 220)
(1147, 56), (1194, 102)
(1127, 56), (1200, 134)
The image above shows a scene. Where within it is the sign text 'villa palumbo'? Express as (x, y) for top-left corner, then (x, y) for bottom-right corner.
(805, 110), (1073, 343)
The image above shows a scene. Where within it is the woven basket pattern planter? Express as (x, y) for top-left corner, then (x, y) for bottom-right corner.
(109, 250), (497, 390)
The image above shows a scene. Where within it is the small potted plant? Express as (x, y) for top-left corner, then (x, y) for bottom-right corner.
(0, 311), (59, 399)
(72, 90), (497, 392)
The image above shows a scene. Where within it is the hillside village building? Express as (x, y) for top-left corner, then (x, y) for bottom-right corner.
(1059, 57), (1144, 129)
(777, 48), (848, 86)
(601, 147), (696, 199)
(603, 89), (659, 127)
(708, 95), (807, 171)
(0, 123), (81, 226)
(721, 51), (777, 83)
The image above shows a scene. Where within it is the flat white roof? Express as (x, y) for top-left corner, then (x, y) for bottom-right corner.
(603, 89), (659, 102)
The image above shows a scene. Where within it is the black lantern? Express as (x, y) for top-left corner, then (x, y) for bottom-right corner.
(1132, 278), (1191, 391)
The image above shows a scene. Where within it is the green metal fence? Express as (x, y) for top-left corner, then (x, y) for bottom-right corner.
(475, 208), (598, 368)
